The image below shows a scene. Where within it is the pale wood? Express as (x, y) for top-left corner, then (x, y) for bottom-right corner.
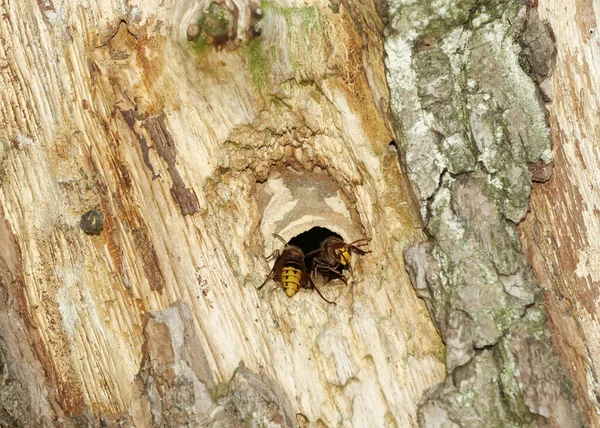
(0, 0), (444, 425)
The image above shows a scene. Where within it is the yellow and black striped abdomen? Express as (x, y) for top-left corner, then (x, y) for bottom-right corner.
(281, 266), (303, 297)
(338, 248), (351, 266)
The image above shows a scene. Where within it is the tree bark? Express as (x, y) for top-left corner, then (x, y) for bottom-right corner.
(384, 0), (584, 426)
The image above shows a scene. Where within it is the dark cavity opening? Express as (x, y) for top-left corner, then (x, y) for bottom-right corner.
(388, 140), (398, 152)
(288, 227), (343, 268)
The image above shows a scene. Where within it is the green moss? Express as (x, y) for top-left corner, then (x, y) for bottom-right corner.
(279, 5), (318, 25)
(432, 341), (446, 364)
(384, 411), (398, 428)
(246, 38), (270, 88)
(244, 4), (322, 88)
(189, 2), (232, 54)
(260, 0), (272, 12)
(189, 12), (210, 54)
(212, 381), (230, 402)
(275, 5), (322, 75)
(191, 35), (209, 54)
(203, 2), (232, 38)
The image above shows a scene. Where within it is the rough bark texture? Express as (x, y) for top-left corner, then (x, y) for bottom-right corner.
(520, 0), (600, 425)
(0, 0), (444, 425)
(384, 0), (583, 426)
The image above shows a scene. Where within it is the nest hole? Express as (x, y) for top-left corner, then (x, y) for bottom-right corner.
(288, 227), (343, 268)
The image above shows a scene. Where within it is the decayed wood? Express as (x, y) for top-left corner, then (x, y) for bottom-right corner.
(520, 0), (600, 425)
(0, 0), (444, 425)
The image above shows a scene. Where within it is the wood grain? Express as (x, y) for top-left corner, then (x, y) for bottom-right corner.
(0, 0), (444, 424)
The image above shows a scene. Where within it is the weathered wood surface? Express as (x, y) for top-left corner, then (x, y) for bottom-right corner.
(520, 0), (600, 425)
(0, 0), (444, 425)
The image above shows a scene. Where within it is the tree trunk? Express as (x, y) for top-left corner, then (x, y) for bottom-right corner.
(0, 0), (592, 426)
(0, 0), (443, 425)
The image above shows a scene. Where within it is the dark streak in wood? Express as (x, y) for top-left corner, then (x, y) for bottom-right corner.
(89, 128), (166, 293)
(111, 157), (166, 293)
(131, 225), (165, 292)
(144, 113), (200, 216)
(120, 109), (159, 179)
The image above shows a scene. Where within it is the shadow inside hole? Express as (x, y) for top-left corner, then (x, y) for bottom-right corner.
(288, 227), (343, 270)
